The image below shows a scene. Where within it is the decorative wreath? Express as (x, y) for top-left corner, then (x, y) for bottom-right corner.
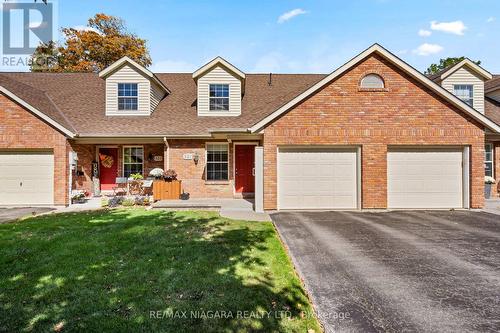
(99, 153), (114, 168)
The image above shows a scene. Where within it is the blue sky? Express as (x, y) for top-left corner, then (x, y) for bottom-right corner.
(5, 0), (500, 73)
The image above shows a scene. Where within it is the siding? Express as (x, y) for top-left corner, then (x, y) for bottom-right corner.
(105, 64), (151, 116)
(150, 81), (165, 113)
(486, 89), (500, 103)
(442, 67), (485, 113)
(197, 66), (242, 116)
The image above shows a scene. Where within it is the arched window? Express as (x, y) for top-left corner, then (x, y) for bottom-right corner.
(360, 74), (384, 89)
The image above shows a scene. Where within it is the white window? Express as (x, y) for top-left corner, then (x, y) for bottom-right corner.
(453, 85), (473, 107)
(123, 146), (143, 177)
(360, 74), (384, 89)
(485, 143), (494, 177)
(206, 143), (229, 181)
(209, 84), (229, 111)
(118, 83), (138, 110)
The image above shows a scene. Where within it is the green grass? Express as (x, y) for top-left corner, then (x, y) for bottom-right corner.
(0, 209), (320, 332)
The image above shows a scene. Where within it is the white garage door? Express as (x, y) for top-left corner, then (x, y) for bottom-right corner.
(387, 148), (463, 209)
(0, 151), (54, 205)
(278, 148), (358, 209)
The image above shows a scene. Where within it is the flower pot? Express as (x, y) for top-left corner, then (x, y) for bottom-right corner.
(485, 183), (492, 199)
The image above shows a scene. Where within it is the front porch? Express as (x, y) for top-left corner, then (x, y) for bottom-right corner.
(68, 137), (264, 210)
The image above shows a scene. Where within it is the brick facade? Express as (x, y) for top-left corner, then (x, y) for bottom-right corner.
(0, 94), (69, 205)
(70, 140), (260, 199)
(262, 54), (485, 210)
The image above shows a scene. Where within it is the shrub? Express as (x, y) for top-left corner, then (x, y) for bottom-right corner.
(122, 198), (135, 206)
(108, 196), (124, 208)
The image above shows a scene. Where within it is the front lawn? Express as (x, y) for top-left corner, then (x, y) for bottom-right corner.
(0, 209), (320, 332)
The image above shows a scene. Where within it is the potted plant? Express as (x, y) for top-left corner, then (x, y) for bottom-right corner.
(485, 176), (496, 199)
(149, 168), (164, 179)
(129, 173), (144, 195)
(71, 191), (86, 204)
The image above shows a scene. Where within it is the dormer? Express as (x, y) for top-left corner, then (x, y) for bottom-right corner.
(432, 59), (492, 114)
(99, 56), (169, 116)
(192, 57), (245, 116)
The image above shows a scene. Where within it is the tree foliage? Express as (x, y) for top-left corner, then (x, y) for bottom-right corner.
(30, 13), (151, 72)
(425, 57), (481, 75)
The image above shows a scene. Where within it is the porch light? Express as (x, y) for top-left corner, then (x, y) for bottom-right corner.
(193, 152), (199, 165)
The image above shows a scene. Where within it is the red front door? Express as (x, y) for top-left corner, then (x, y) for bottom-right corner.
(235, 145), (255, 193)
(99, 148), (118, 190)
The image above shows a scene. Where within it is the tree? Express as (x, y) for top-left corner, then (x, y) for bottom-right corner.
(425, 57), (481, 75)
(30, 13), (151, 72)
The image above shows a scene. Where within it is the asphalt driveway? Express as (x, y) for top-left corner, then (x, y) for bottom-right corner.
(272, 210), (500, 333)
(0, 207), (54, 223)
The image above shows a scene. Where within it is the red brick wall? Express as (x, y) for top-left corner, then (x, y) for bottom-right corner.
(263, 54), (485, 209)
(168, 140), (234, 198)
(0, 94), (69, 205)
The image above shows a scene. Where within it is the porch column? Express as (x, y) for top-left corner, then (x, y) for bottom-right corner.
(254, 146), (264, 212)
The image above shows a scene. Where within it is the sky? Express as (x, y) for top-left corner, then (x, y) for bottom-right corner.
(2, 0), (500, 73)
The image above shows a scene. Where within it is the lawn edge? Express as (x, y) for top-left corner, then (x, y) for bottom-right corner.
(270, 218), (325, 333)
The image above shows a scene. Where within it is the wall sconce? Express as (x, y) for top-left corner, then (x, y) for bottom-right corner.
(193, 152), (199, 165)
(148, 153), (154, 162)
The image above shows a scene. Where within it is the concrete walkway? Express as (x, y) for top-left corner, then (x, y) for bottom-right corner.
(153, 198), (271, 221)
(483, 199), (500, 215)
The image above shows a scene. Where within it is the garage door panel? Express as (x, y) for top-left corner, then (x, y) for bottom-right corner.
(388, 149), (463, 209)
(0, 151), (54, 205)
(278, 148), (358, 210)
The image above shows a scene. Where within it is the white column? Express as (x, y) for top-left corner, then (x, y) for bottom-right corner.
(254, 146), (264, 212)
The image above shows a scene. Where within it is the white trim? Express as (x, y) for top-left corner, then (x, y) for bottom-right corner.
(122, 145), (144, 177)
(0, 86), (75, 138)
(99, 56), (170, 93)
(248, 44), (500, 134)
(463, 146), (470, 209)
(205, 142), (230, 182)
(485, 142), (494, 178)
(193, 56), (245, 80)
(440, 59), (492, 81)
(233, 142), (258, 195)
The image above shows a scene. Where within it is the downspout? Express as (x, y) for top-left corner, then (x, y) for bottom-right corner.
(164, 137), (170, 170)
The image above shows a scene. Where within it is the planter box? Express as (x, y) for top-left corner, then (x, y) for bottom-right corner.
(153, 180), (182, 200)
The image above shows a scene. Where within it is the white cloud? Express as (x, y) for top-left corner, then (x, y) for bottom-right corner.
(72, 25), (102, 34)
(413, 43), (444, 56)
(150, 59), (196, 72)
(277, 8), (307, 23)
(430, 20), (467, 35)
(418, 29), (432, 37)
(487, 17), (495, 23)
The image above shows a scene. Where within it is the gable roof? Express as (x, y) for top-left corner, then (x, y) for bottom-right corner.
(192, 56), (246, 80)
(0, 74), (75, 137)
(486, 75), (500, 93)
(98, 56), (170, 93)
(427, 59), (492, 82)
(1, 72), (324, 137)
(249, 44), (500, 133)
(440, 58), (492, 81)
